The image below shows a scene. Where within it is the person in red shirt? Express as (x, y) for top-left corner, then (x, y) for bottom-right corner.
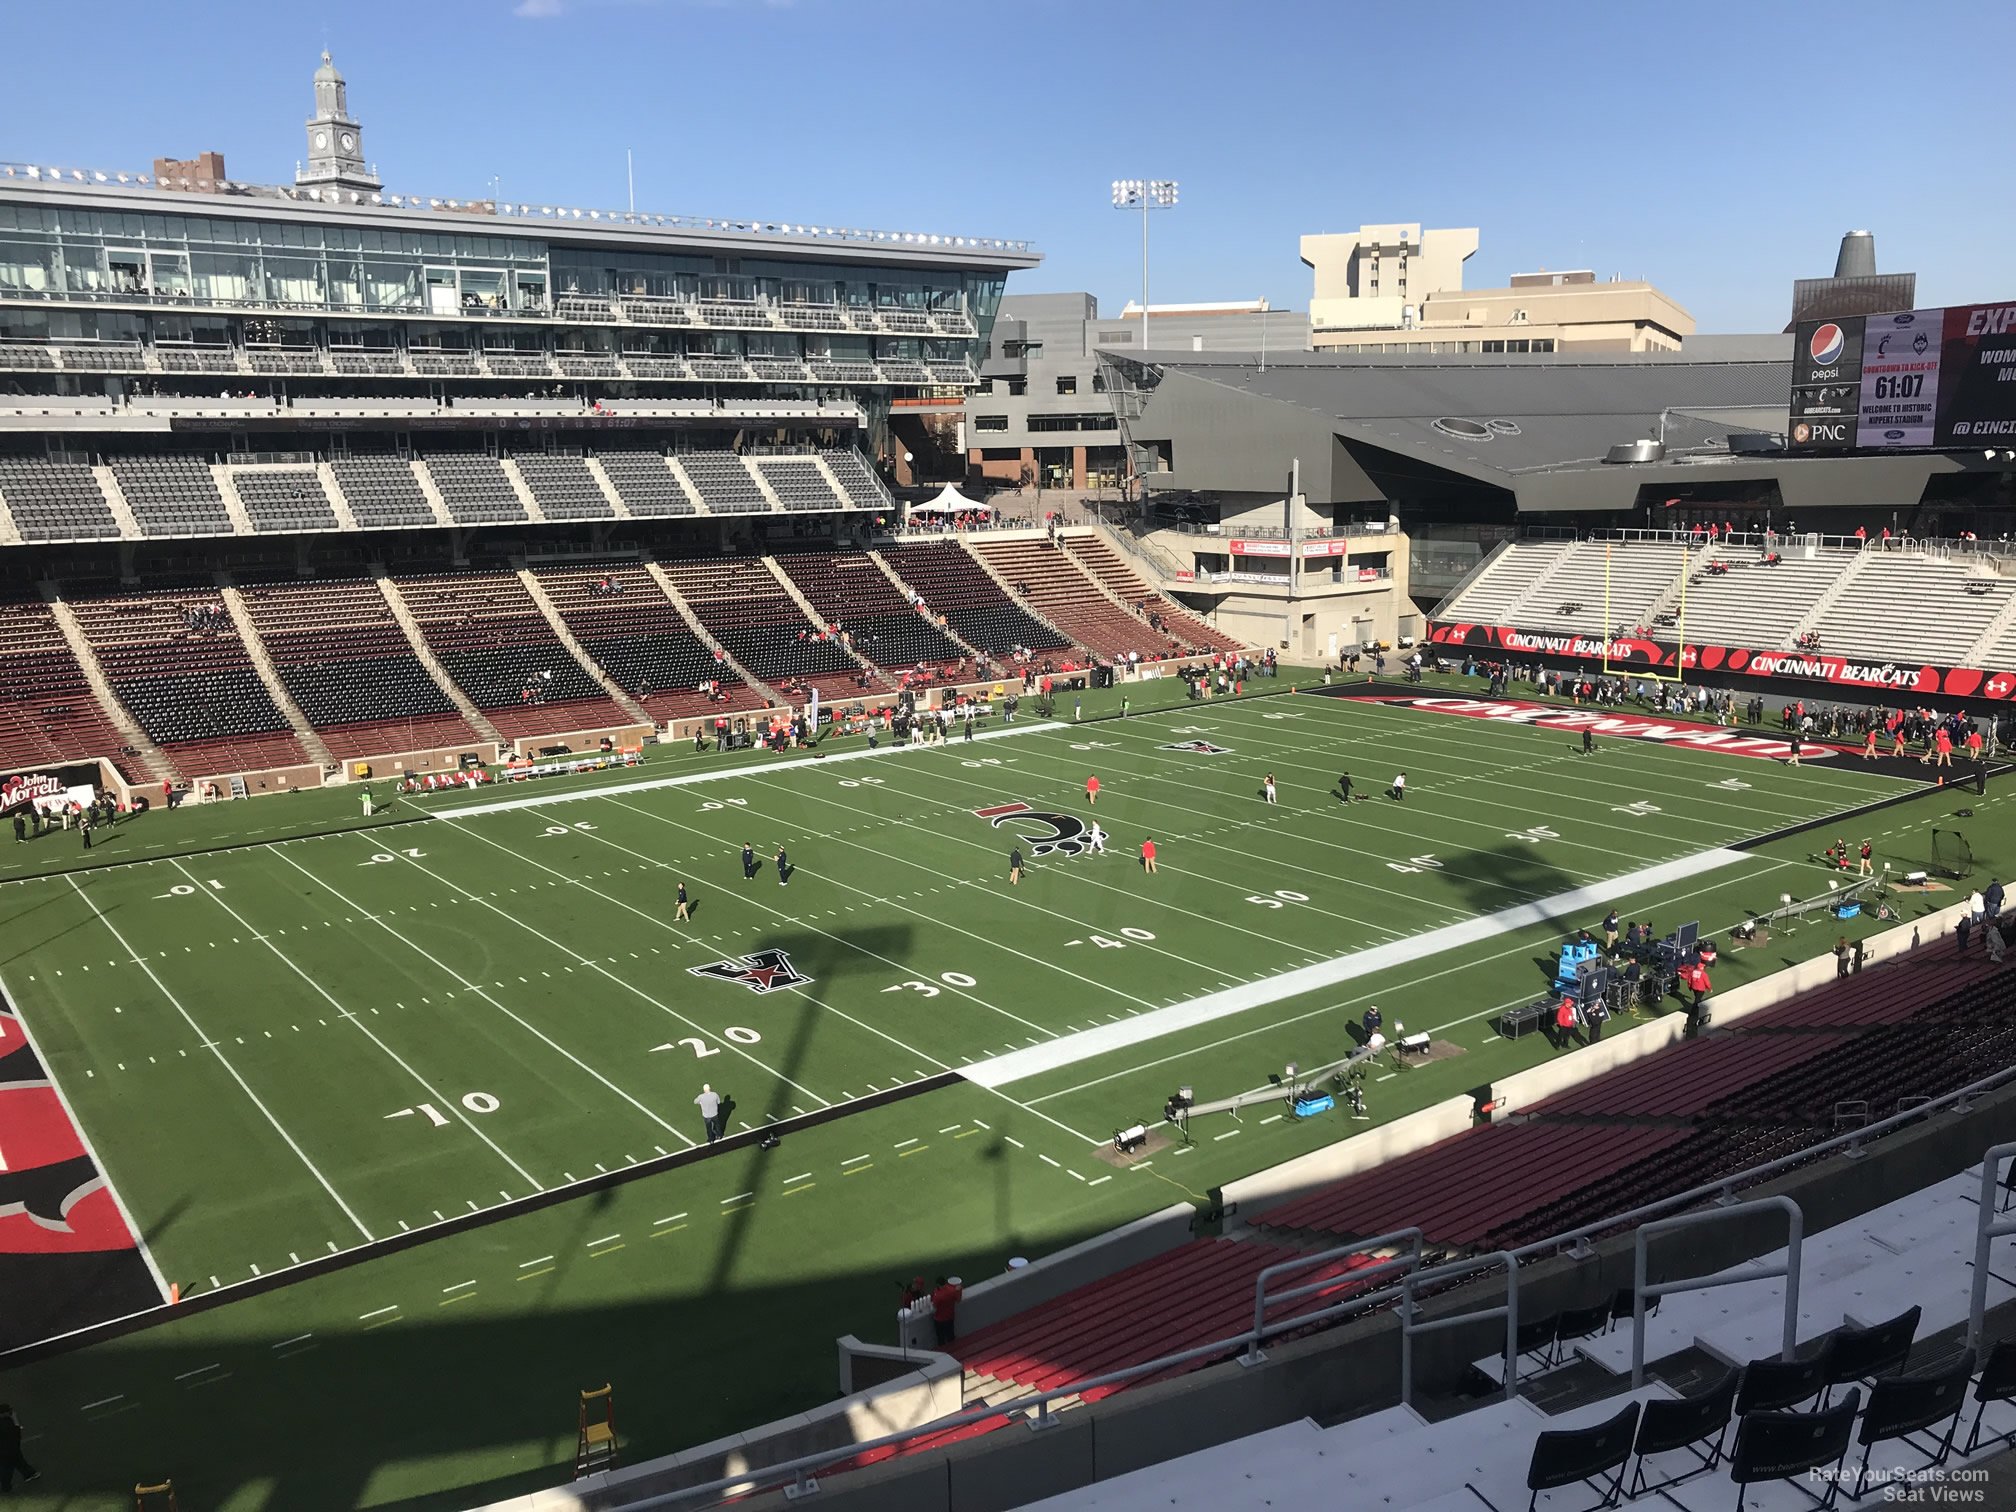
(1967, 727), (1984, 763)
(1862, 726), (1879, 761)
(1085, 774), (1100, 806)
(1930, 728), (1953, 768)
(1140, 837), (1158, 874)
(930, 1276), (963, 1345)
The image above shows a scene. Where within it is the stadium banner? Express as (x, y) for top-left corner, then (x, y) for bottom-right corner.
(1228, 538), (1352, 558)
(1427, 620), (2016, 701)
(1788, 299), (2016, 450)
(0, 761), (102, 814)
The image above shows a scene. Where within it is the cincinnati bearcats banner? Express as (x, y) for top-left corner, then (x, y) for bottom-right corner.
(1428, 621), (2016, 702)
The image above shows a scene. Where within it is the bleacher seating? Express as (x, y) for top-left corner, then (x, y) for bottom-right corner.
(157, 347), (240, 373)
(770, 550), (964, 675)
(234, 575), (477, 760)
(329, 351), (403, 376)
(1809, 553), (2012, 665)
(246, 350), (324, 375)
(0, 592), (137, 777)
(483, 354), (553, 379)
(531, 561), (763, 723)
(656, 555), (865, 700)
(810, 359), (880, 384)
(880, 541), (1071, 656)
(66, 583), (306, 776)
(754, 456), (844, 511)
(596, 452), (698, 517)
(422, 456), (529, 525)
(392, 568), (628, 740)
(688, 358), (750, 382)
(1439, 539), (1575, 625)
(1064, 534), (1243, 652)
(409, 353), (479, 377)
(974, 538), (1190, 660)
(109, 455), (235, 538)
(1464, 539), (1684, 638)
(0, 457), (122, 540)
(511, 456), (614, 521)
(1667, 546), (1856, 649)
(555, 354), (620, 379)
(329, 457), (437, 529)
(229, 468), (340, 533)
(622, 356), (689, 380)
(678, 452), (768, 513)
(819, 449), (891, 511)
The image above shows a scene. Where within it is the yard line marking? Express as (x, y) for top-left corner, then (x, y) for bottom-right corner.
(783, 1173), (812, 1185)
(81, 1395), (124, 1412)
(519, 1255), (556, 1268)
(517, 1266), (557, 1280)
(1038, 1153), (1060, 1168)
(1067, 1169), (1087, 1181)
(1088, 1175), (1112, 1187)
(843, 1164), (874, 1176)
(893, 1137), (919, 1149)
(1004, 1136), (1024, 1149)
(585, 1234), (620, 1248)
(841, 1154), (871, 1166)
(57, 877), (373, 1248)
(939, 1125), (963, 1134)
(722, 1192), (754, 1204)
(439, 1293), (473, 1308)
(1260, 1114), (1284, 1126)
(654, 1213), (688, 1225)
(175, 1363), (221, 1381)
(1214, 1130), (1241, 1141)
(268, 848), (697, 1154)
(899, 1145), (930, 1158)
(1375, 1071), (1398, 1082)
(273, 1334), (313, 1350)
(170, 858), (546, 1192)
(1024, 856), (1803, 1104)
(956, 1128), (983, 1139)
(970, 845), (1752, 1089)
(332, 839), (823, 1119)
(443, 1279), (477, 1294)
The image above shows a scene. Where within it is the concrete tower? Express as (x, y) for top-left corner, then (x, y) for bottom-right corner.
(296, 51), (381, 195)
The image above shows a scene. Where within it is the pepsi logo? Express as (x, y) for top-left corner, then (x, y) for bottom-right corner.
(1810, 323), (1846, 365)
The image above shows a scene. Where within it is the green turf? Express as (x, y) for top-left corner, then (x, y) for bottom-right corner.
(1, 677), (2000, 1511)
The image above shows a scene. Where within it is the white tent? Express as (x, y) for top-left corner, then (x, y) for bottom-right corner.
(908, 483), (993, 516)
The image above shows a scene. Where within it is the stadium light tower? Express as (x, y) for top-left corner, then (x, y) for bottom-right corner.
(1111, 178), (1178, 497)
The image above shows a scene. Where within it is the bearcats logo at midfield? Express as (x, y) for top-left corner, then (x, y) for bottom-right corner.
(688, 948), (812, 994)
(1158, 740), (1232, 755)
(974, 801), (1091, 858)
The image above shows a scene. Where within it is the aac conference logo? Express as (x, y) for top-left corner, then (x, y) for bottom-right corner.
(1809, 323), (1846, 366)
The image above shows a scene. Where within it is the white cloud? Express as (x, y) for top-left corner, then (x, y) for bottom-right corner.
(513, 0), (568, 17)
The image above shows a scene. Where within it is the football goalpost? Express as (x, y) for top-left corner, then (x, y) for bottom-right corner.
(1600, 538), (1696, 684)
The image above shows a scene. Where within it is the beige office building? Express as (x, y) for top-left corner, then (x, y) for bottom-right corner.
(1301, 224), (1693, 354)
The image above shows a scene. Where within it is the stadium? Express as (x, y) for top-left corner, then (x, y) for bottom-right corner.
(4, 31), (2016, 1512)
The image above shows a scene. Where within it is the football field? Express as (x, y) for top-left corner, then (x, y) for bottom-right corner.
(0, 680), (1970, 1508)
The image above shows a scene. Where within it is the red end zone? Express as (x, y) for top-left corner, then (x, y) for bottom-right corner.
(0, 1004), (145, 1258)
(1343, 693), (1854, 760)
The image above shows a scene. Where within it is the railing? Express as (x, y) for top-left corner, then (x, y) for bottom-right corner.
(1241, 1228), (1424, 1367)
(1969, 1140), (2016, 1352)
(1537, 524), (2016, 565)
(602, 1042), (2016, 1512)
(1630, 1197), (1802, 1388)
(1400, 1251), (1520, 1407)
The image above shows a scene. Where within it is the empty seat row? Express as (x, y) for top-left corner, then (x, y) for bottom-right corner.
(756, 458), (844, 511)
(230, 469), (340, 533)
(678, 452), (768, 513)
(329, 457), (437, 528)
(0, 457), (121, 540)
(512, 456), (614, 521)
(423, 456), (527, 524)
(596, 452), (697, 516)
(880, 541), (1070, 656)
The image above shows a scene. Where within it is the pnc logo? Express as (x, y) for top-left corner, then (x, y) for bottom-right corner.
(1809, 324), (1846, 365)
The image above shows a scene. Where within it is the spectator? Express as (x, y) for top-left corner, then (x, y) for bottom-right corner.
(930, 1275), (963, 1345)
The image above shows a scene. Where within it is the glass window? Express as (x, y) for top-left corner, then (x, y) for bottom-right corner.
(0, 237), (57, 293)
(1056, 374), (1077, 396)
(193, 250), (257, 304)
(973, 415), (1009, 433)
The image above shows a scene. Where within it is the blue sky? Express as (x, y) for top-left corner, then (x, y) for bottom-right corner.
(4, 0), (2011, 332)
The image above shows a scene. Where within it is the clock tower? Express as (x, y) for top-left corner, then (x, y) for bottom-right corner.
(296, 50), (381, 195)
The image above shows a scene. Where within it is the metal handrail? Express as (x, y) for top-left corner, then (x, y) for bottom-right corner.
(1400, 1250), (1519, 1407)
(1969, 1141), (2016, 1352)
(606, 985), (2015, 1511)
(1242, 1228), (1424, 1366)
(1631, 1197), (1802, 1388)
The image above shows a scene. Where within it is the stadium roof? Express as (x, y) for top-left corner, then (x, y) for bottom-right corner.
(0, 164), (1041, 271)
(1111, 347), (1989, 513)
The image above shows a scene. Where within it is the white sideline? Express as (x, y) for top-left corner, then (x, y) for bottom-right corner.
(415, 720), (1065, 820)
(964, 846), (1752, 1089)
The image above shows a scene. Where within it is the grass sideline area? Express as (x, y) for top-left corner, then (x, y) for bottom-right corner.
(3, 670), (2009, 1511)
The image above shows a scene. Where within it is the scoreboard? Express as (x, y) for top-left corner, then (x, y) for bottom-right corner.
(1789, 300), (2016, 450)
